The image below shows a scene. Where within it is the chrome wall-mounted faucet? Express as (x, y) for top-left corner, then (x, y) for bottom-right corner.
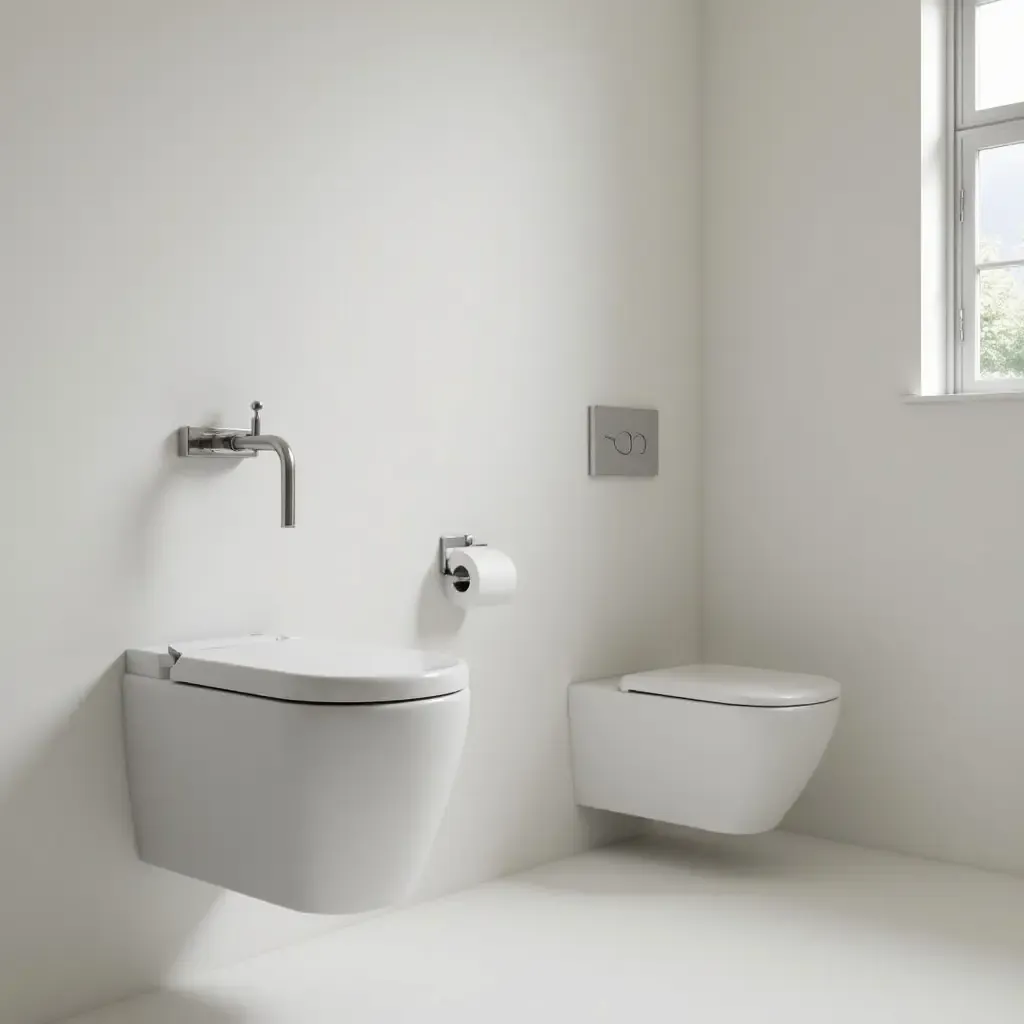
(178, 401), (296, 528)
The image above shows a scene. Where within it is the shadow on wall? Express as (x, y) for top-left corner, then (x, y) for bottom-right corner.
(0, 662), (220, 1024)
(66, 992), (246, 1024)
(411, 557), (643, 896)
(414, 564), (466, 645)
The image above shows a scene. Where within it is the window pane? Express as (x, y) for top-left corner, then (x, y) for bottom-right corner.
(979, 266), (1024, 378)
(978, 141), (1024, 262)
(976, 0), (1024, 111)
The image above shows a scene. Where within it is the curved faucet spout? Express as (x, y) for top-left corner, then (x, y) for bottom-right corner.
(230, 434), (296, 527)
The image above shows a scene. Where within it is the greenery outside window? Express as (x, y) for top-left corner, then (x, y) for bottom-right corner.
(955, 0), (1024, 390)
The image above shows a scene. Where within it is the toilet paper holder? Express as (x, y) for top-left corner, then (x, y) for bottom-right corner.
(438, 534), (488, 577)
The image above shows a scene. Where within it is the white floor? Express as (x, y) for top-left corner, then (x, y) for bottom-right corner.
(66, 831), (1024, 1024)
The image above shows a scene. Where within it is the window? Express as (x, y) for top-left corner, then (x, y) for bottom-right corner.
(956, 0), (1024, 391)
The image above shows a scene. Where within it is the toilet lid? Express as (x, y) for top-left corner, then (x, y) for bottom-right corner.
(620, 665), (840, 708)
(167, 636), (468, 705)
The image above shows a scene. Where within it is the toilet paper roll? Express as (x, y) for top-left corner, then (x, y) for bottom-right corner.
(445, 546), (517, 608)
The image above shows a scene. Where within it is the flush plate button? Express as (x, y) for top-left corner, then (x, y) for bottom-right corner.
(588, 406), (659, 477)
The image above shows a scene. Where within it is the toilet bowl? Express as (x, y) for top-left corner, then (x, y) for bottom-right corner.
(122, 635), (469, 913)
(568, 665), (839, 835)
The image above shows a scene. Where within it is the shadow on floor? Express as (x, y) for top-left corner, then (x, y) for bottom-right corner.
(515, 831), (1024, 964)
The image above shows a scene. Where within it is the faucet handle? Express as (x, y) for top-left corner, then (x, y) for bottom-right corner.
(250, 400), (263, 437)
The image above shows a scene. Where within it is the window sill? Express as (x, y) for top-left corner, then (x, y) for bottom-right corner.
(903, 390), (1024, 404)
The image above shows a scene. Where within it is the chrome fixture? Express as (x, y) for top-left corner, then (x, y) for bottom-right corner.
(438, 534), (487, 576)
(178, 401), (296, 528)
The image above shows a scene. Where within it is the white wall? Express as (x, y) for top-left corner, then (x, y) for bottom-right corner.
(0, 3), (701, 1020)
(703, 0), (1024, 875)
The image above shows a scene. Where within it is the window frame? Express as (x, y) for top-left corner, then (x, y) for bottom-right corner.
(954, 0), (1024, 392)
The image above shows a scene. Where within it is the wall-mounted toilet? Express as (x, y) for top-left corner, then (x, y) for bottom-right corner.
(123, 636), (469, 914)
(569, 665), (839, 835)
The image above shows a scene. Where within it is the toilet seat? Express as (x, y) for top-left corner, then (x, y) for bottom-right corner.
(162, 635), (468, 705)
(620, 664), (840, 708)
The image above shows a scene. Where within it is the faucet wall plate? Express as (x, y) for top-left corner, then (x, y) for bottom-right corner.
(178, 426), (257, 459)
(177, 402), (296, 527)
